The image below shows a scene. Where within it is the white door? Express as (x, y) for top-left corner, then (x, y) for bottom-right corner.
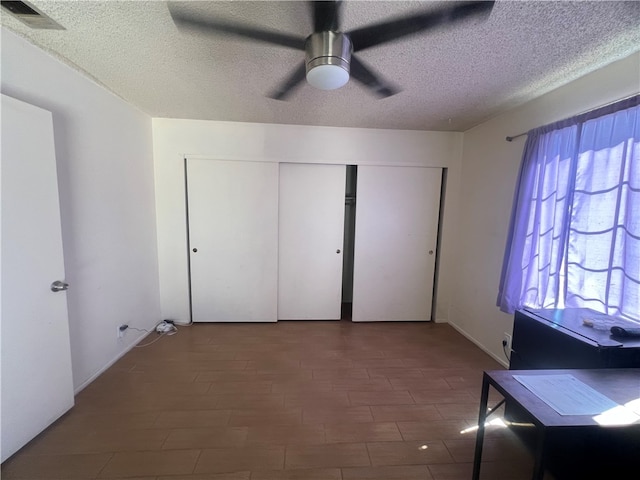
(187, 159), (279, 322)
(352, 166), (441, 322)
(278, 163), (346, 320)
(1, 94), (74, 462)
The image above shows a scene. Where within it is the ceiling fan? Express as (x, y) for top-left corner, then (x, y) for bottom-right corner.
(169, 1), (495, 100)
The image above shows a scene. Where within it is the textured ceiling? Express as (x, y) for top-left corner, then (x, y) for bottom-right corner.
(2, 1), (639, 131)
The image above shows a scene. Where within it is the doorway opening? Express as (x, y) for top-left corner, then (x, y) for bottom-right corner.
(341, 165), (357, 321)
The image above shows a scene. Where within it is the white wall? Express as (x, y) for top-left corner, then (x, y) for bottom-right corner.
(153, 119), (463, 324)
(452, 52), (640, 366)
(1, 28), (161, 391)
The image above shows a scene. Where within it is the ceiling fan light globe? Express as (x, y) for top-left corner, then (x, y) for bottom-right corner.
(306, 64), (350, 90)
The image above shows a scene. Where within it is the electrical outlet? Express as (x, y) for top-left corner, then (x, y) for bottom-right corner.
(117, 324), (128, 339)
(503, 332), (512, 351)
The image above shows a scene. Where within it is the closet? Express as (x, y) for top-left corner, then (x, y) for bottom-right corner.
(341, 166), (358, 318)
(186, 158), (441, 322)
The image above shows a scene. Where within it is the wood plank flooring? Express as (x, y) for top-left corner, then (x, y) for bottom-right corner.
(1, 321), (548, 479)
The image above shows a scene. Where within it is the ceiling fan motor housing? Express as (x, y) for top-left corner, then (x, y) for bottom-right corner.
(305, 31), (352, 90)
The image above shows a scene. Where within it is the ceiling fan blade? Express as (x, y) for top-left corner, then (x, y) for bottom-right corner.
(348, 1), (495, 52)
(312, 0), (341, 32)
(268, 63), (307, 100)
(350, 55), (399, 99)
(169, 5), (306, 50)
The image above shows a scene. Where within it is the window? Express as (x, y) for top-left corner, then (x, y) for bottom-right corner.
(497, 96), (639, 323)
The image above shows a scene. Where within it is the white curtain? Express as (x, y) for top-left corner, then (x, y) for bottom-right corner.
(497, 96), (640, 322)
(566, 106), (640, 320)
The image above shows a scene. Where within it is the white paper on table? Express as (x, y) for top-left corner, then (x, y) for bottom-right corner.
(512, 374), (619, 416)
(625, 398), (640, 416)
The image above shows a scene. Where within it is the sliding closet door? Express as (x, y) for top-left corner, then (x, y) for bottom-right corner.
(278, 163), (346, 320)
(352, 166), (441, 322)
(187, 159), (279, 322)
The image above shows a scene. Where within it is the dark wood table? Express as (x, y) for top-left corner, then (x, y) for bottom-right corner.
(472, 369), (640, 480)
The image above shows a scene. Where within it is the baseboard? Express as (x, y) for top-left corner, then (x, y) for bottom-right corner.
(74, 330), (149, 395)
(447, 321), (509, 368)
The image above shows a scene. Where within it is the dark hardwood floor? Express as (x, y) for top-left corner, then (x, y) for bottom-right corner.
(1, 320), (551, 479)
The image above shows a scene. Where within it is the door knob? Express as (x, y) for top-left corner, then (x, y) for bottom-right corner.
(192, 248), (198, 253)
(429, 250), (434, 255)
(336, 249), (341, 254)
(50, 280), (69, 292)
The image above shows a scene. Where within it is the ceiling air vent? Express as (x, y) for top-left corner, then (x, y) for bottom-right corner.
(1, 1), (64, 29)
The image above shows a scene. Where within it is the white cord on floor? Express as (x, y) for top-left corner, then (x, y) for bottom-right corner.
(134, 330), (176, 348)
(133, 321), (178, 348)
